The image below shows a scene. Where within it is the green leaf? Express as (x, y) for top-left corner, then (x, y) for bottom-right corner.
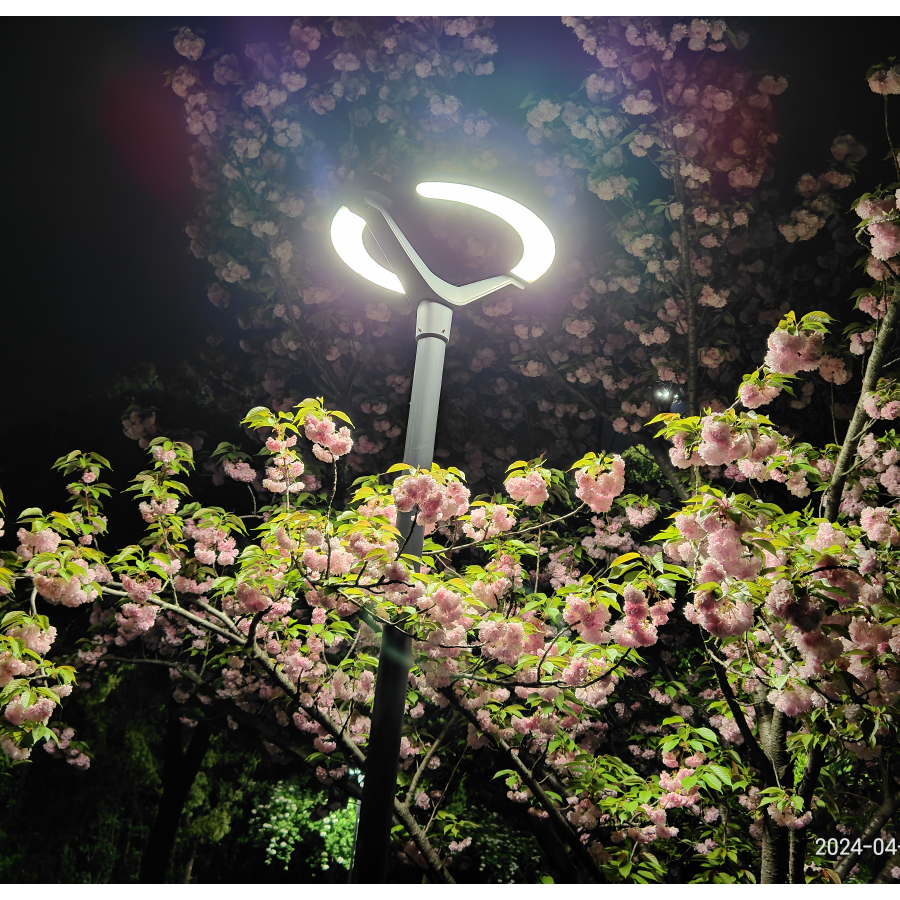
(505, 459), (530, 473)
(700, 771), (722, 791)
(610, 552), (641, 567)
(330, 409), (354, 426)
(707, 764), (732, 786)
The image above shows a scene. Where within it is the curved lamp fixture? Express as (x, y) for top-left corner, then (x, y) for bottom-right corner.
(415, 182), (555, 284)
(331, 206), (404, 294)
(330, 181), (555, 307)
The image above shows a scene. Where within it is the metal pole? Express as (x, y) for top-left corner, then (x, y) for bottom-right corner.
(350, 298), (453, 883)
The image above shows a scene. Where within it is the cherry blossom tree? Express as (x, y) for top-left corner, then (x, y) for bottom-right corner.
(163, 17), (866, 501)
(1, 19), (898, 886)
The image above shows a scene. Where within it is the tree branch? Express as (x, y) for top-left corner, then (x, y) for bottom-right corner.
(107, 575), (453, 883)
(392, 798), (457, 884)
(644, 437), (690, 502)
(834, 788), (900, 881)
(226, 706), (362, 801)
(871, 847), (900, 884)
(194, 598), (242, 637)
(442, 688), (605, 883)
(404, 713), (457, 808)
(244, 639), (456, 881)
(103, 586), (239, 645)
(244, 639), (367, 768)
(824, 284), (899, 521)
(709, 656), (774, 782)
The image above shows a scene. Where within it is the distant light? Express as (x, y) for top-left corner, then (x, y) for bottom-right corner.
(415, 182), (555, 284)
(330, 206), (403, 294)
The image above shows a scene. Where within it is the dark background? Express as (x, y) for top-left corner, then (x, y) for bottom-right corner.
(4, 16), (897, 528)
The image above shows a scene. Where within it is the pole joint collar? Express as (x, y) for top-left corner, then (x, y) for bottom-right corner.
(414, 298), (453, 343)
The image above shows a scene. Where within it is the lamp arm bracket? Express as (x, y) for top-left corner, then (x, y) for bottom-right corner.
(364, 191), (525, 307)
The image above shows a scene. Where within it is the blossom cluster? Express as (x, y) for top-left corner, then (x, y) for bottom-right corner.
(392, 468), (471, 533)
(1, 613), (79, 764)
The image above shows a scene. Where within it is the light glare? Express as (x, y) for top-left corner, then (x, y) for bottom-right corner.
(330, 206), (404, 294)
(415, 182), (555, 283)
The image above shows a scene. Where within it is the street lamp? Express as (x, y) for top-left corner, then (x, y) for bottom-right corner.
(331, 181), (555, 882)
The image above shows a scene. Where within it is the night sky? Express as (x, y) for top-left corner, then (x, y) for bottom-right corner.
(4, 16), (897, 526)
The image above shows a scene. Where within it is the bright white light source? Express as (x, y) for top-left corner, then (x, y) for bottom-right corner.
(330, 206), (404, 294)
(331, 185), (554, 300)
(416, 182), (555, 283)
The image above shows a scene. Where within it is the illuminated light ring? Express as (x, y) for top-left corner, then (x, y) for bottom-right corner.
(415, 182), (555, 283)
(330, 206), (404, 294)
(330, 184), (555, 294)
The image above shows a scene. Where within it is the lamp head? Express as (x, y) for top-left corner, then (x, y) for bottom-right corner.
(330, 179), (555, 307)
(414, 182), (555, 284)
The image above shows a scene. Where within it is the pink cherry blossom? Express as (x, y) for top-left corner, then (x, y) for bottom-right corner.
(739, 381), (781, 408)
(223, 460), (257, 483)
(563, 596), (610, 645)
(868, 221), (900, 261)
(505, 471), (549, 506)
(174, 27), (205, 62)
(867, 65), (900, 95)
(574, 456), (625, 513)
(763, 329), (823, 375)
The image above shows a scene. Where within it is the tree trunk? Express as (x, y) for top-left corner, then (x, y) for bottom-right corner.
(182, 838), (199, 883)
(788, 746), (824, 883)
(672, 173), (698, 418)
(755, 694), (793, 884)
(761, 813), (791, 884)
(138, 711), (212, 883)
(644, 437), (690, 501)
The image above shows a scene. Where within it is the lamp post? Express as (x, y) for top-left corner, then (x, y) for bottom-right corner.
(330, 181), (555, 882)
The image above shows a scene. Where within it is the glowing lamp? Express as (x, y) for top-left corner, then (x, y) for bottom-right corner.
(415, 182), (555, 283)
(330, 206), (404, 294)
(330, 181), (555, 305)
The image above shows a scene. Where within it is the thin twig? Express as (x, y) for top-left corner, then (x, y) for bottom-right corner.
(404, 711), (459, 808)
(434, 504), (587, 555)
(424, 743), (468, 836)
(100, 655), (206, 685)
